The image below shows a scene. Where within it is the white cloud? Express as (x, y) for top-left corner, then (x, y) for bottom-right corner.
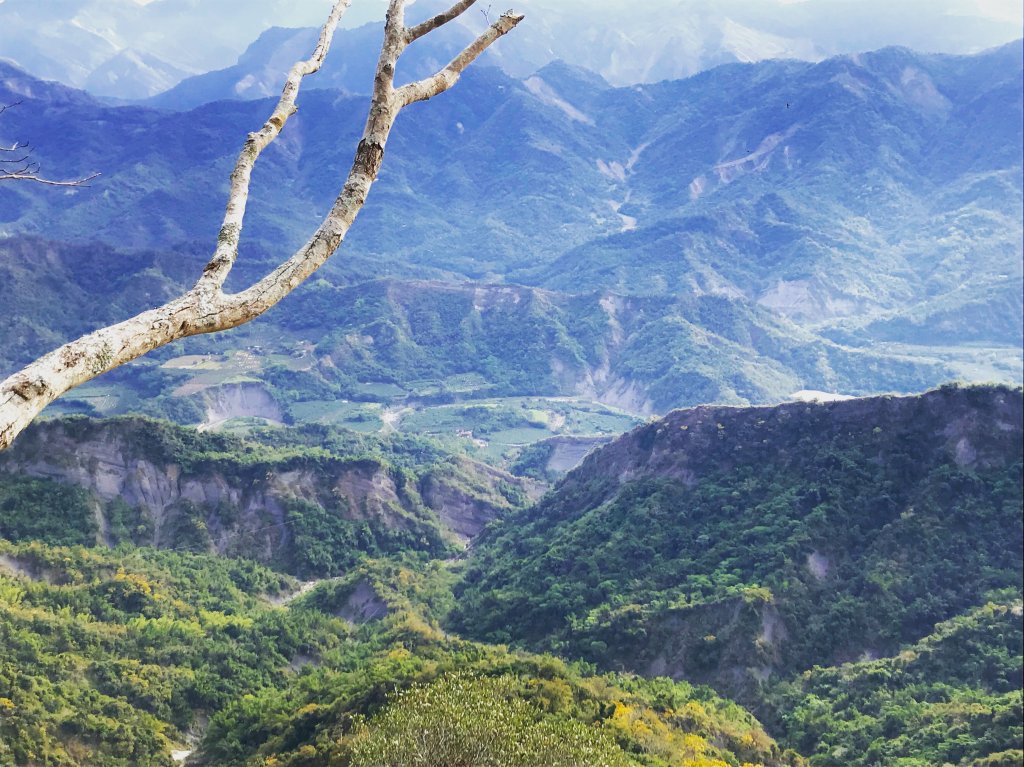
(972, 0), (1024, 23)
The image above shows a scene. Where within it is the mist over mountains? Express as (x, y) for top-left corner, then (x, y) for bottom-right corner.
(1, 0), (1021, 100)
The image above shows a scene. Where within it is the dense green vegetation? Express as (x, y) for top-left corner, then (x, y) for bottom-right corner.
(0, 389), (1020, 765)
(0, 541), (329, 767)
(0, 19), (1021, 766)
(0, 541), (792, 767)
(457, 387), (1023, 672)
(455, 386), (1024, 756)
(0, 417), (536, 578)
(200, 589), (794, 767)
(343, 674), (635, 767)
(0, 236), (985, 433)
(0, 478), (98, 547)
(776, 597), (1023, 766)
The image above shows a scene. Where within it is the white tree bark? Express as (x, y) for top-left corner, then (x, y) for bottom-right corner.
(0, 0), (523, 451)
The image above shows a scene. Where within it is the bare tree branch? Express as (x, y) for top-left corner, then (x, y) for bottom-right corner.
(397, 9), (524, 107)
(406, 0), (476, 42)
(0, 146), (34, 164)
(0, 0), (523, 451)
(0, 102), (101, 186)
(0, 171), (101, 187)
(199, 0), (353, 291)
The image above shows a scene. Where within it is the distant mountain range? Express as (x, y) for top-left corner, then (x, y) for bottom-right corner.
(1, 0), (1021, 100)
(0, 0), (383, 100)
(2, 41), (1020, 358)
(0, 237), (950, 418)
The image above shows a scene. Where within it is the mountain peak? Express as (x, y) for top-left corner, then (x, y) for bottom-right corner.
(534, 60), (612, 92)
(0, 60), (98, 106)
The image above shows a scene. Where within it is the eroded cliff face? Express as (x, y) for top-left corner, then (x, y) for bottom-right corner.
(197, 382), (284, 430)
(0, 418), (529, 570)
(556, 384), (1024, 516)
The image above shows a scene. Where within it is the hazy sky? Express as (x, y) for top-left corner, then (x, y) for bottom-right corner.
(276, 0), (1024, 28)
(0, 0), (1020, 96)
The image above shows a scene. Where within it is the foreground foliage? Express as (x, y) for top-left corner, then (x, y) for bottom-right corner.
(0, 388), (1020, 766)
(0, 541), (336, 766)
(0, 542), (790, 767)
(454, 386), (1024, 761)
(776, 597), (1024, 767)
(345, 675), (635, 767)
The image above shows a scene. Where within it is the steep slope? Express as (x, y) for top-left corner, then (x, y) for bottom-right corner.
(775, 598), (1023, 766)
(455, 385), (1023, 707)
(0, 417), (531, 573)
(83, 49), (188, 101)
(0, 238), (209, 377)
(528, 44), (1024, 336)
(0, 543), (315, 767)
(0, 60), (625, 276)
(293, 278), (949, 411)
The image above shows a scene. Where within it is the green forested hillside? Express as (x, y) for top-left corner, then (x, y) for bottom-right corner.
(775, 598), (1023, 766)
(0, 238), (959, 430)
(0, 542), (794, 767)
(0, 388), (1020, 765)
(0, 417), (531, 575)
(454, 385), (1024, 759)
(0, 542), (315, 766)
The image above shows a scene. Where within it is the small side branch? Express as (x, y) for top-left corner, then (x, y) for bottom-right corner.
(0, 170), (100, 187)
(0, 103), (100, 186)
(406, 0), (477, 42)
(397, 10), (524, 106)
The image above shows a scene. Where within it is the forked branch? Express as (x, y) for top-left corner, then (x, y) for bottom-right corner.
(0, 0), (522, 451)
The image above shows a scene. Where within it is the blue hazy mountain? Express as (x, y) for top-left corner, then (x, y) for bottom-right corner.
(2, 41), (1020, 354)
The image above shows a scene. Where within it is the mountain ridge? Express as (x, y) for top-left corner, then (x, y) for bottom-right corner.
(3, 43), (1020, 352)
(0, 416), (534, 574)
(0, 236), (960, 424)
